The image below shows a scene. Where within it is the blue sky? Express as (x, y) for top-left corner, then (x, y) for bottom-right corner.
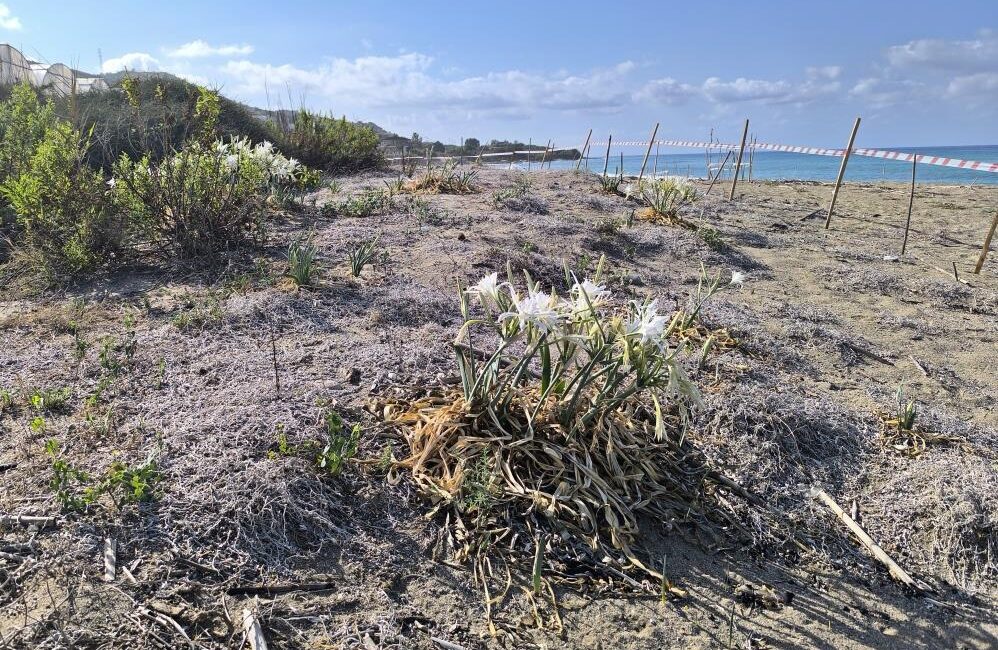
(2, 1), (996, 148)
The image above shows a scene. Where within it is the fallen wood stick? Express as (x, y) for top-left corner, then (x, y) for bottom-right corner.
(139, 606), (195, 648)
(843, 342), (894, 366)
(104, 537), (117, 582)
(121, 566), (138, 585)
(811, 487), (922, 593)
(431, 637), (468, 650)
(242, 608), (268, 650)
(0, 515), (57, 528)
(226, 582), (337, 596)
(909, 356), (929, 377)
(0, 551), (29, 563)
(913, 255), (972, 286)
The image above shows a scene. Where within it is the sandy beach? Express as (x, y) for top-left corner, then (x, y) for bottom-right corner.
(1, 167), (996, 648)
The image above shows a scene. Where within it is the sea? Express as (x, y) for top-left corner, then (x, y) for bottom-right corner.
(534, 144), (998, 185)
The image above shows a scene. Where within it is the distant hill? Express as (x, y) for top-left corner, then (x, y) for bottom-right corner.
(92, 71), (579, 160)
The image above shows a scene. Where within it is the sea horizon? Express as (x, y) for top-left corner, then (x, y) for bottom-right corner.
(536, 144), (998, 185)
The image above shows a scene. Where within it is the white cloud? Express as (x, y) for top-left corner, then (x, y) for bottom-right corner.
(167, 40), (254, 58)
(946, 72), (998, 99)
(849, 77), (922, 108)
(0, 3), (22, 30)
(634, 77), (697, 105)
(806, 66), (842, 80)
(700, 66), (841, 105)
(702, 76), (793, 103)
(102, 52), (160, 73)
(218, 54), (634, 114)
(887, 30), (998, 72)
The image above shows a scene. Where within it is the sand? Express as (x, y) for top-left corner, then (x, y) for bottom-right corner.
(0, 168), (996, 648)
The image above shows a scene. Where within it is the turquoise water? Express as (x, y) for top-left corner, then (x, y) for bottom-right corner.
(540, 145), (998, 185)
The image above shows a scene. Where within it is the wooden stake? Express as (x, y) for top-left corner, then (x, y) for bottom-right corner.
(602, 135), (612, 180)
(653, 142), (660, 178)
(705, 150), (733, 196)
(575, 129), (592, 171)
(901, 155), (917, 255)
(973, 210), (998, 274)
(727, 119), (750, 200)
(811, 488), (922, 592)
(527, 138), (532, 172)
(824, 117), (862, 229)
(539, 139), (551, 168)
(951, 261), (960, 282)
(637, 122), (660, 186)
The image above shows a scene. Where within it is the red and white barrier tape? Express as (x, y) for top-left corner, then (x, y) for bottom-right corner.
(385, 149), (565, 162)
(589, 139), (998, 174)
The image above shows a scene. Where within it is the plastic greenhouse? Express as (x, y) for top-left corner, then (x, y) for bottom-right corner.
(0, 43), (107, 95)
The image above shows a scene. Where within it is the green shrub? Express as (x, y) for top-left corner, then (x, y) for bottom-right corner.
(0, 120), (122, 280)
(0, 83), (56, 183)
(76, 75), (281, 171)
(337, 190), (388, 218)
(274, 109), (382, 174)
(112, 146), (261, 258)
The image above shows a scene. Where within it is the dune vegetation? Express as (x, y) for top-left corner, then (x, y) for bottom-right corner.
(1, 77), (997, 649)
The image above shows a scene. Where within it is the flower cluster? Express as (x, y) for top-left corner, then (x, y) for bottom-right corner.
(457, 266), (699, 435)
(215, 137), (302, 183)
(466, 274), (672, 350)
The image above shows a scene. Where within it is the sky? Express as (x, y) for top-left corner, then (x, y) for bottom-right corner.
(1, 1), (996, 149)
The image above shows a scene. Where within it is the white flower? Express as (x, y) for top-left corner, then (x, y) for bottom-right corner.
(225, 154), (239, 171)
(106, 178), (116, 189)
(568, 278), (610, 319)
(729, 271), (746, 286)
(501, 289), (562, 334)
(625, 299), (670, 345)
(466, 273), (502, 310)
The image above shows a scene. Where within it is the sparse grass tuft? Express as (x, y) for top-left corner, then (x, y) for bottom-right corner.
(172, 295), (224, 330)
(337, 190), (389, 218)
(593, 216), (622, 238)
(597, 170), (624, 195)
(28, 387), (72, 413)
(406, 162), (478, 194)
(287, 234), (319, 288)
(698, 225), (725, 250)
(635, 177), (698, 223)
(348, 238), (380, 277)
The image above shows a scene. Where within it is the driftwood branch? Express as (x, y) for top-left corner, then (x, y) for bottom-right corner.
(811, 487), (923, 593)
(431, 638), (468, 650)
(242, 608), (268, 650)
(226, 582), (337, 596)
(0, 515), (57, 528)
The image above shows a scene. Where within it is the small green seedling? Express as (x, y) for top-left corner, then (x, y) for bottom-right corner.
(317, 410), (360, 476)
(896, 383), (917, 431)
